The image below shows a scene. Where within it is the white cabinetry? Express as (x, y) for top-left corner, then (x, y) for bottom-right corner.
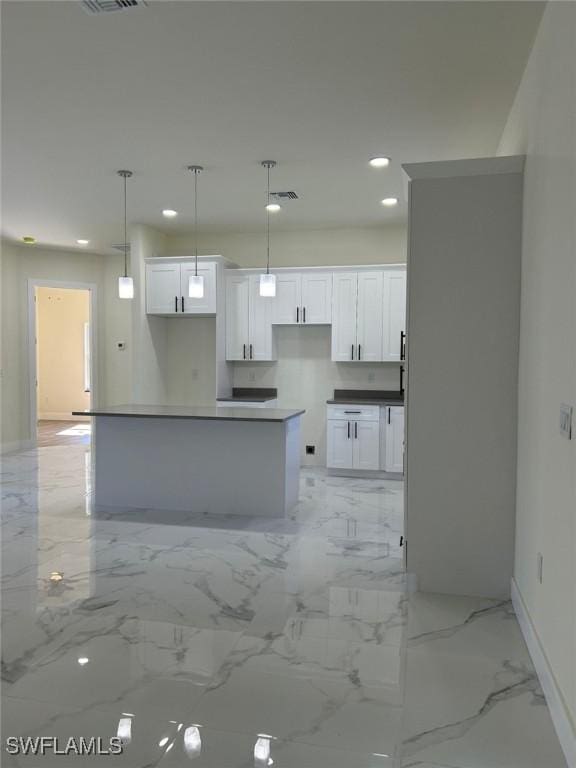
(273, 272), (332, 325)
(146, 260), (217, 316)
(326, 404), (380, 471)
(382, 269), (407, 361)
(384, 406), (404, 473)
(331, 272), (384, 361)
(226, 274), (276, 361)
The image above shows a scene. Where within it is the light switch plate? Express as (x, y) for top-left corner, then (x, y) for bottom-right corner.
(560, 404), (573, 439)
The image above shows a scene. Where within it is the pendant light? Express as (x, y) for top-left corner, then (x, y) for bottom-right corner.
(117, 170), (134, 299)
(259, 160), (277, 297)
(187, 165), (204, 298)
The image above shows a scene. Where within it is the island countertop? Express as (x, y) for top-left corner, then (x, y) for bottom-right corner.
(73, 404), (305, 423)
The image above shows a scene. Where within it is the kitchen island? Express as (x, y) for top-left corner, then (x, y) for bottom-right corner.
(74, 405), (304, 518)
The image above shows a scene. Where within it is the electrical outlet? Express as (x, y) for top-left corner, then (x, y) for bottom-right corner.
(560, 404), (573, 439)
(537, 552), (543, 584)
(305, 445), (316, 455)
(249, 372), (256, 382)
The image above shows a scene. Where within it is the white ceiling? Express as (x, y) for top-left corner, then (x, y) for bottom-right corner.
(1, 1), (543, 254)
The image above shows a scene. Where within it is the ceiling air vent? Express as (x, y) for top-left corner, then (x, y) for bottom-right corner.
(81, 0), (147, 14)
(111, 243), (130, 253)
(270, 191), (299, 201)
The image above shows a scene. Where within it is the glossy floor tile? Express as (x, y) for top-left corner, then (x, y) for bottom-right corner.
(1, 444), (567, 768)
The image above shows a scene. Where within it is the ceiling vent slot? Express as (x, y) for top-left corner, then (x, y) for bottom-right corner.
(270, 191), (299, 201)
(81, 0), (147, 14)
(111, 243), (130, 253)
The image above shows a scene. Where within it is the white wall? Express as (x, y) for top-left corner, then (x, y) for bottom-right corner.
(404, 160), (523, 599)
(165, 225), (407, 268)
(498, 1), (576, 737)
(0, 242), (132, 449)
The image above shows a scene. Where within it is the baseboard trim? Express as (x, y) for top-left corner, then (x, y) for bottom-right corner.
(38, 413), (90, 422)
(511, 577), (576, 768)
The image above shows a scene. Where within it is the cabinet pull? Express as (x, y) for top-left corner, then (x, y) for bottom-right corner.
(296, 307), (299, 323)
(388, 407), (391, 424)
(181, 296), (184, 313)
(303, 307), (306, 323)
(355, 422), (358, 439)
(243, 344), (246, 360)
(344, 410), (361, 414)
(400, 365), (404, 394)
(175, 295), (178, 313)
(347, 421), (350, 439)
(351, 344), (354, 360)
(358, 344), (361, 360)
(250, 344), (253, 360)
(400, 331), (406, 360)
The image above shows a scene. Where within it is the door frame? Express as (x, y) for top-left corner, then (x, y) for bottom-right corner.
(27, 278), (98, 441)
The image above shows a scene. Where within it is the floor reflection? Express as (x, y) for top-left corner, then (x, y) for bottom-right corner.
(0, 444), (566, 767)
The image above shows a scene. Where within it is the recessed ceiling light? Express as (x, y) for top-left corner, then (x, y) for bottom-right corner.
(77, 657), (90, 665)
(77, 239), (90, 245)
(22, 236), (36, 244)
(265, 203), (281, 213)
(381, 197), (398, 207)
(162, 209), (178, 218)
(369, 157), (390, 168)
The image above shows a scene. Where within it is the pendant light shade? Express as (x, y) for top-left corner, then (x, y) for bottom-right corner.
(183, 726), (202, 758)
(117, 170), (133, 300)
(187, 165), (204, 299)
(260, 160), (277, 297)
(118, 275), (134, 299)
(259, 272), (276, 297)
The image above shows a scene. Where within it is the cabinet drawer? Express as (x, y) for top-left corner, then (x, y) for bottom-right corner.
(327, 404), (380, 422)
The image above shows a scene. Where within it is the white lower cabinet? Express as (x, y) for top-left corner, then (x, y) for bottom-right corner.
(384, 406), (405, 473)
(326, 405), (380, 471)
(327, 403), (404, 474)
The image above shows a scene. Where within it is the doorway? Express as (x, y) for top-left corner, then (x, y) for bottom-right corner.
(28, 280), (97, 447)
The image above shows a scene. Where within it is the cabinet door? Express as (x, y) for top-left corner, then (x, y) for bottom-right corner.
(353, 420), (380, 470)
(356, 271), (384, 362)
(248, 275), (275, 361)
(146, 262), (181, 315)
(226, 275), (250, 360)
(331, 273), (358, 361)
(382, 269), (406, 361)
(326, 420), (354, 469)
(301, 272), (332, 325)
(180, 262), (217, 315)
(273, 273), (301, 325)
(385, 406), (405, 473)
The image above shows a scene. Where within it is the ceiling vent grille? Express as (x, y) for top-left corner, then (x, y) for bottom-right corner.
(270, 191), (299, 201)
(81, 0), (147, 14)
(111, 243), (130, 253)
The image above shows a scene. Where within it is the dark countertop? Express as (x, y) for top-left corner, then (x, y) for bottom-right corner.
(217, 387), (278, 403)
(73, 404), (304, 423)
(327, 389), (404, 406)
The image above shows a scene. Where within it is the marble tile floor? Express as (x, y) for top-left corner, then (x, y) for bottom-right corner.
(0, 444), (567, 768)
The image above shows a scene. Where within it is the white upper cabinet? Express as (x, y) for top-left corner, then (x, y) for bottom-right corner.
(226, 274), (250, 360)
(331, 272), (358, 361)
(273, 274), (301, 325)
(225, 274), (276, 361)
(301, 272), (332, 324)
(180, 262), (217, 315)
(272, 272), (332, 325)
(146, 259), (217, 316)
(382, 269), (407, 361)
(146, 262), (181, 315)
(356, 271), (384, 362)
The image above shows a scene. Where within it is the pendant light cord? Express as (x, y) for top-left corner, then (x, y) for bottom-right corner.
(194, 168), (198, 277)
(123, 173), (128, 278)
(266, 163), (270, 275)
